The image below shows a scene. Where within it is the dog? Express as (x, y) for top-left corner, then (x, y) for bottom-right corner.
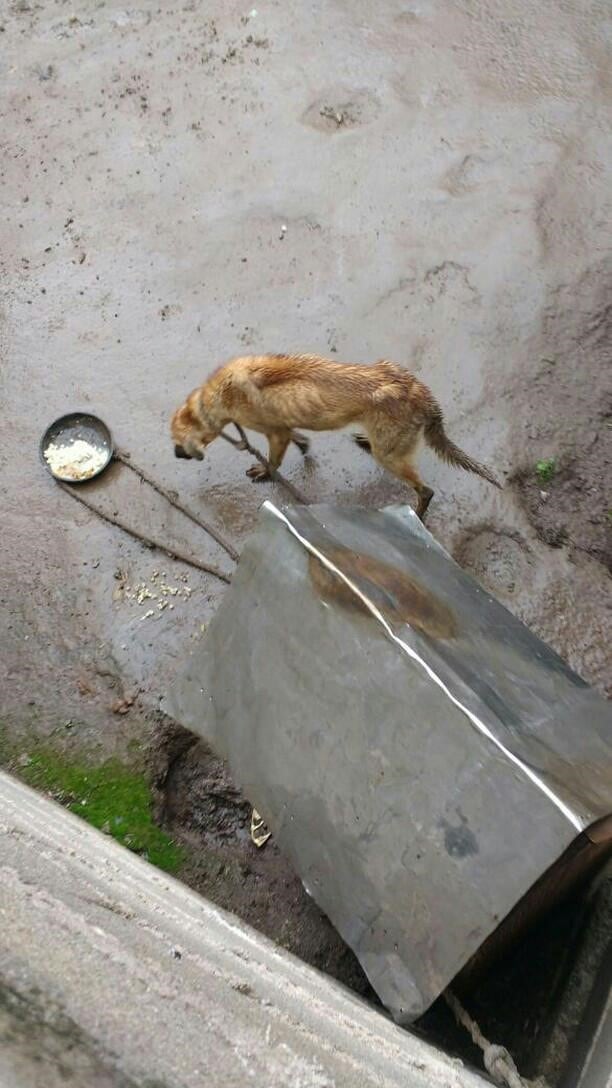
(171, 353), (501, 518)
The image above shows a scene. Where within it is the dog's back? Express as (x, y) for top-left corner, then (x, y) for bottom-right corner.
(213, 353), (415, 432)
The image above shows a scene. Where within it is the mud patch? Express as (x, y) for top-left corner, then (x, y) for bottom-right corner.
(148, 721), (374, 998)
(454, 525), (533, 597)
(509, 264), (612, 571)
(514, 459), (611, 568)
(301, 89), (381, 132)
(423, 260), (479, 304)
(440, 153), (503, 197)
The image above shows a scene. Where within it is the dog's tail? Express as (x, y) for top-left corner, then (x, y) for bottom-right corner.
(424, 409), (501, 488)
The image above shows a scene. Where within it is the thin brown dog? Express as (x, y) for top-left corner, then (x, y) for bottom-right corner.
(171, 353), (501, 518)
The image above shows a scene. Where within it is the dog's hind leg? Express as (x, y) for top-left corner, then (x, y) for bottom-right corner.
(398, 462), (434, 520)
(369, 429), (434, 520)
(291, 431), (310, 455)
(246, 429), (291, 481)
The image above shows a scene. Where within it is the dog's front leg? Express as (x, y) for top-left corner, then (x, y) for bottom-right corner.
(246, 430), (291, 482)
(232, 423), (249, 450)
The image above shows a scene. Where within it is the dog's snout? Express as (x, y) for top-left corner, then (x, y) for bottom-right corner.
(174, 444), (191, 460)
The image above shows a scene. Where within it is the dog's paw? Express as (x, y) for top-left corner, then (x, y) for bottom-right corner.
(246, 463), (270, 482)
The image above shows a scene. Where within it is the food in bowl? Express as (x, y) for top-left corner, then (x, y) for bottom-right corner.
(44, 438), (108, 481)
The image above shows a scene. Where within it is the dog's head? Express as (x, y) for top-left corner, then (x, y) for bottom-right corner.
(171, 394), (217, 461)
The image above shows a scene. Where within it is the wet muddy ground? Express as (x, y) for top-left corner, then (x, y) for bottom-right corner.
(1, 0), (610, 1080)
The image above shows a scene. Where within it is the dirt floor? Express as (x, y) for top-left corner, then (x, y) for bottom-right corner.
(0, 0), (611, 1078)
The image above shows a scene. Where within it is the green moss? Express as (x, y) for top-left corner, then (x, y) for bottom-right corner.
(535, 457), (556, 483)
(20, 751), (184, 873)
(0, 723), (9, 766)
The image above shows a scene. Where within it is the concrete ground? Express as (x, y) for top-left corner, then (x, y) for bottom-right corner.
(0, 0), (611, 1075)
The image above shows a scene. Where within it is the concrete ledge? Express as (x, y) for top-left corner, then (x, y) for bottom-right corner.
(0, 770), (485, 1087)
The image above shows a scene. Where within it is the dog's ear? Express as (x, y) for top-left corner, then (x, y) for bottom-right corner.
(184, 405), (200, 428)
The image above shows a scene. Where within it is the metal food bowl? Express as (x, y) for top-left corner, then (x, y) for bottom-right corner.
(40, 412), (114, 483)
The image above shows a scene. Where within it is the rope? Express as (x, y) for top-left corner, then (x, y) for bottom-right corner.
(58, 426), (309, 582)
(445, 992), (535, 1088)
(114, 451), (239, 561)
(59, 482), (232, 584)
